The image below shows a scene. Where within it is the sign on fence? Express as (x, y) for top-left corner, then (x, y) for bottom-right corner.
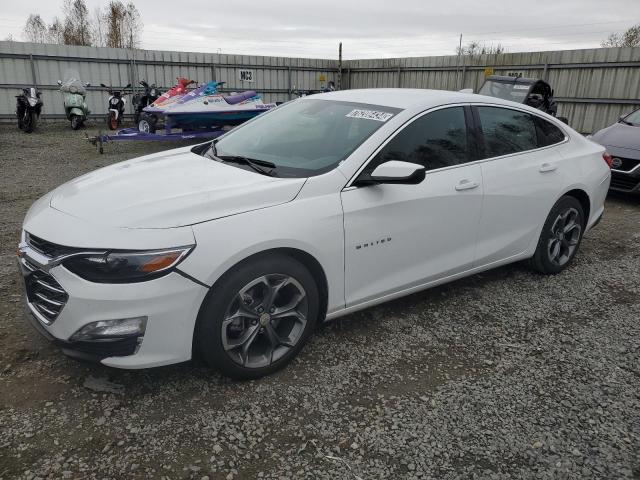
(239, 69), (254, 82)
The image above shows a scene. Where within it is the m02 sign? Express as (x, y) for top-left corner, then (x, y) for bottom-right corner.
(239, 69), (255, 82)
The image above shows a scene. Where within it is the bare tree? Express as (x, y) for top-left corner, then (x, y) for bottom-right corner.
(48, 17), (65, 44)
(23, 14), (48, 43)
(601, 24), (640, 48)
(92, 6), (106, 47)
(62, 0), (93, 46)
(104, 1), (142, 49)
(457, 41), (505, 56)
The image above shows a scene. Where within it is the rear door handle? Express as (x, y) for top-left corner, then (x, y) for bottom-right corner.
(539, 163), (557, 173)
(455, 179), (480, 191)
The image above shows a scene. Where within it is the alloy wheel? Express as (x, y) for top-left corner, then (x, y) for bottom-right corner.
(547, 207), (582, 266)
(221, 274), (308, 369)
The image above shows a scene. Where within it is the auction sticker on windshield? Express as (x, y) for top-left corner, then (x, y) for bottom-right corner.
(346, 109), (394, 122)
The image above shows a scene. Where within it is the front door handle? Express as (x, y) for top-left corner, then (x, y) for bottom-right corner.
(455, 179), (480, 191)
(539, 163), (557, 173)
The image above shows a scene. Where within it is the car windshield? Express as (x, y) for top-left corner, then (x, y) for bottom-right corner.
(623, 108), (640, 126)
(479, 81), (530, 103)
(206, 99), (402, 177)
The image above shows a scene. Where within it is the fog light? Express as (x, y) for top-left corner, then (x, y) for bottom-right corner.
(69, 316), (147, 342)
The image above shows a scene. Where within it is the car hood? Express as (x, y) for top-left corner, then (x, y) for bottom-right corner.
(49, 147), (306, 228)
(591, 122), (640, 152)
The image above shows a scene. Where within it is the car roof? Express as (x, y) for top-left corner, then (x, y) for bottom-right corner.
(313, 88), (528, 110)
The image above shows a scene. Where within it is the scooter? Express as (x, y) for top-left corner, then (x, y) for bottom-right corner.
(15, 87), (43, 133)
(100, 83), (131, 130)
(58, 71), (90, 130)
(132, 80), (160, 126)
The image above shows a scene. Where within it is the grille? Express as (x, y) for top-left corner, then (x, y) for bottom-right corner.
(611, 156), (640, 173)
(26, 233), (81, 258)
(610, 173), (639, 192)
(22, 259), (68, 324)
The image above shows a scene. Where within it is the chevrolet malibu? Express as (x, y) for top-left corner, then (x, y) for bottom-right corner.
(19, 89), (611, 379)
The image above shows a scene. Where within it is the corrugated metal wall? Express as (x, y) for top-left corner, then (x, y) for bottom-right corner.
(0, 41), (337, 122)
(1, 41), (639, 132)
(346, 47), (640, 133)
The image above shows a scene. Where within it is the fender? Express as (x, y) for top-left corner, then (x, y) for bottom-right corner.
(109, 108), (119, 119)
(69, 107), (84, 117)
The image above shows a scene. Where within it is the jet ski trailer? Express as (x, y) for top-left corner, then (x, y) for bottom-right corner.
(87, 126), (225, 154)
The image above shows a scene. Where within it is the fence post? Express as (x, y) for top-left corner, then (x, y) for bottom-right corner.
(543, 63), (549, 81)
(29, 54), (37, 87)
(287, 65), (292, 100)
(397, 66), (401, 88)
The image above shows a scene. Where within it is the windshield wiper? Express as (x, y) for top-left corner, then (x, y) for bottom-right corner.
(206, 140), (276, 176)
(217, 155), (276, 176)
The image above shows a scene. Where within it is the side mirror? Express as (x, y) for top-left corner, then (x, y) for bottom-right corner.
(355, 160), (425, 186)
(57, 80), (62, 85)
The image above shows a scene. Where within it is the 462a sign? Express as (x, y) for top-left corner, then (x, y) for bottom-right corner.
(239, 70), (255, 82)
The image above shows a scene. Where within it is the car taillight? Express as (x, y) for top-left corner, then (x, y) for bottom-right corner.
(602, 152), (613, 169)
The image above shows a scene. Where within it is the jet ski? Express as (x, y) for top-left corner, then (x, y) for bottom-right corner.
(162, 88), (277, 129)
(138, 77), (196, 132)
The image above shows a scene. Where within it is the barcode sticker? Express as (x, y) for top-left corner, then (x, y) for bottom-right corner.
(346, 109), (394, 122)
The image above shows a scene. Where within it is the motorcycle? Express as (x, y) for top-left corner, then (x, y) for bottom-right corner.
(15, 87), (43, 133)
(100, 83), (131, 130)
(58, 70), (90, 130)
(132, 80), (160, 127)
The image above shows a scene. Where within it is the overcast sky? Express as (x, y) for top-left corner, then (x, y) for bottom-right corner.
(1, 0), (638, 58)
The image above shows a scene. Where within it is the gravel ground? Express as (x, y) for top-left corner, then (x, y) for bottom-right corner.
(0, 121), (639, 480)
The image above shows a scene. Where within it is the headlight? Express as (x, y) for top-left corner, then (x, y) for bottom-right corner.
(62, 246), (193, 283)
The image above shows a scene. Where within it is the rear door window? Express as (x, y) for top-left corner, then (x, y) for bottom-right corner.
(476, 106), (538, 158)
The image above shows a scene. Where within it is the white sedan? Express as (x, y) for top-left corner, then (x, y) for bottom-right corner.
(19, 89), (611, 378)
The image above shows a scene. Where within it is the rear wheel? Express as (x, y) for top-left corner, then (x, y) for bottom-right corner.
(70, 115), (81, 130)
(195, 254), (319, 379)
(528, 196), (585, 274)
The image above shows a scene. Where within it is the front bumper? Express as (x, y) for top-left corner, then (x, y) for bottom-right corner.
(610, 169), (640, 194)
(21, 257), (208, 369)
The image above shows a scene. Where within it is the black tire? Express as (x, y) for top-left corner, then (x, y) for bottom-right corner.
(23, 112), (36, 133)
(527, 196), (585, 274)
(138, 114), (157, 133)
(195, 253), (320, 380)
(70, 115), (81, 130)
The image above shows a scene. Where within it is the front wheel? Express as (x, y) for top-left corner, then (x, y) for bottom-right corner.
(23, 111), (37, 133)
(528, 196), (585, 274)
(107, 112), (118, 130)
(70, 115), (81, 130)
(195, 254), (320, 379)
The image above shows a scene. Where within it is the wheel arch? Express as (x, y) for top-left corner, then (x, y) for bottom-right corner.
(562, 188), (591, 225)
(191, 247), (330, 360)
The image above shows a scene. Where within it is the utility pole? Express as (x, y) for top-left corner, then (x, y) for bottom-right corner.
(338, 42), (342, 91)
(456, 34), (463, 90)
